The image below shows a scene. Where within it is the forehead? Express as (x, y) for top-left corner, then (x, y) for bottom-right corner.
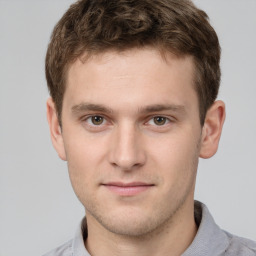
(64, 48), (198, 115)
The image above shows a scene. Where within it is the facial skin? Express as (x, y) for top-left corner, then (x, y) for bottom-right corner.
(47, 48), (225, 256)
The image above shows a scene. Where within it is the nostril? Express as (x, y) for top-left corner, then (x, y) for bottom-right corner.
(110, 154), (146, 171)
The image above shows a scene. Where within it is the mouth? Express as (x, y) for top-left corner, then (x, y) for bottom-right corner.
(101, 182), (155, 196)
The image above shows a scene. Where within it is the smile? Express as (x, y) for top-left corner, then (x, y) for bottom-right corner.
(102, 182), (154, 196)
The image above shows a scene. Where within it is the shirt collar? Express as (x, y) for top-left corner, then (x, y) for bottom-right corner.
(72, 218), (89, 256)
(72, 201), (230, 256)
(182, 201), (230, 256)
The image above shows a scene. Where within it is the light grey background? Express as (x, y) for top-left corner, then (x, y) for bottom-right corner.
(0, 1), (255, 255)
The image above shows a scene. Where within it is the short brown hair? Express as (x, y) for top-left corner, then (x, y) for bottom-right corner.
(45, 0), (221, 126)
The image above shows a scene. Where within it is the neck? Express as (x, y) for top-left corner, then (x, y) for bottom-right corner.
(84, 199), (197, 256)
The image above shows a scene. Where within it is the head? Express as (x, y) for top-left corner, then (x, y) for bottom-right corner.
(46, 0), (225, 239)
(45, 0), (221, 127)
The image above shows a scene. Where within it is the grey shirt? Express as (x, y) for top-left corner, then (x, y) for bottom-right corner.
(43, 201), (256, 256)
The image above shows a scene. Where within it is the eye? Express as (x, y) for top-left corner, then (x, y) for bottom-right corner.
(147, 116), (170, 126)
(153, 116), (167, 126)
(87, 115), (105, 125)
(81, 115), (110, 132)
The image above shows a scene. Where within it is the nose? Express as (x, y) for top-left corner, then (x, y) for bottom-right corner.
(108, 122), (146, 171)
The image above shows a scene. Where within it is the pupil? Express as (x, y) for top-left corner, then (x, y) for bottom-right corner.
(154, 116), (166, 125)
(92, 116), (103, 125)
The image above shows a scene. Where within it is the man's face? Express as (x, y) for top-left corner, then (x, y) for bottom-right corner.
(58, 48), (203, 236)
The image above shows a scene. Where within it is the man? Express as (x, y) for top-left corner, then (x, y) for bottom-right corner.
(44, 0), (256, 255)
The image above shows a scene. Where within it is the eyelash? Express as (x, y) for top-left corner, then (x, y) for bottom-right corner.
(147, 116), (171, 126)
(81, 115), (173, 130)
(80, 115), (109, 130)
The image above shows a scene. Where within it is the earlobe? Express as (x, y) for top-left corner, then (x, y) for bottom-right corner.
(199, 100), (226, 159)
(46, 98), (67, 161)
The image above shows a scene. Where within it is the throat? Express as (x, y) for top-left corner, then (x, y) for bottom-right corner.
(83, 207), (197, 256)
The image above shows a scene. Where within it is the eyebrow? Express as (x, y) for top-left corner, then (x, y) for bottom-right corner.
(71, 103), (186, 115)
(139, 104), (186, 114)
(71, 103), (113, 115)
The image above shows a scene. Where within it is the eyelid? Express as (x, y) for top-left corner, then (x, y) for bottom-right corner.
(145, 115), (174, 125)
(80, 113), (175, 130)
(81, 114), (110, 127)
(81, 113), (106, 121)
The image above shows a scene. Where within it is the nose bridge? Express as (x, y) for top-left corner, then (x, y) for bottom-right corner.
(109, 121), (145, 170)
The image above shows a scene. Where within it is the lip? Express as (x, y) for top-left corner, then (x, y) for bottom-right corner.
(102, 182), (154, 196)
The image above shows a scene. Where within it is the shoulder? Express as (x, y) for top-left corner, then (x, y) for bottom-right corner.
(42, 217), (88, 256)
(42, 239), (73, 256)
(224, 231), (256, 256)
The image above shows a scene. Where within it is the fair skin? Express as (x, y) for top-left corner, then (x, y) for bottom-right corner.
(47, 48), (225, 256)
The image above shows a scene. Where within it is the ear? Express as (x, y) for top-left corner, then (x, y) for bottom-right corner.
(200, 100), (226, 159)
(46, 98), (67, 161)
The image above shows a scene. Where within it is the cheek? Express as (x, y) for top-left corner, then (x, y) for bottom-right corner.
(63, 126), (107, 169)
(63, 132), (107, 199)
(148, 132), (200, 186)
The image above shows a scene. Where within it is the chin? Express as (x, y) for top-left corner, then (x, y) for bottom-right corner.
(101, 217), (157, 237)
(89, 206), (173, 237)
